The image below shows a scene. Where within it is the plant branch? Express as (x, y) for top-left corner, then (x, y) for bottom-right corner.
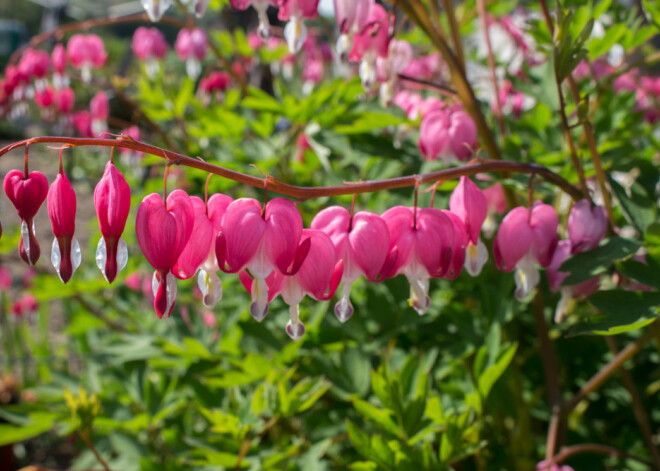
(532, 294), (564, 460)
(550, 443), (653, 467)
(79, 430), (111, 471)
(0, 137), (584, 201)
(476, 0), (505, 136)
(605, 336), (660, 468)
(440, 0), (465, 70)
(398, 74), (458, 98)
(564, 324), (657, 411)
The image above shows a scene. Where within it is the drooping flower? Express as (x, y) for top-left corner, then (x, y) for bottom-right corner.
(132, 27), (168, 78)
(173, 196), (213, 281)
(311, 206), (390, 322)
(52, 44), (69, 89)
(94, 161), (132, 283)
(349, 4), (391, 88)
(449, 177), (489, 276)
(73, 111), (93, 138)
(67, 34), (107, 83)
(0, 267), (11, 290)
(242, 229), (343, 340)
(546, 240), (600, 323)
(419, 107), (477, 162)
(334, 0), (374, 60)
(47, 167), (80, 283)
(54, 87), (75, 114)
(230, 0), (281, 39)
(197, 194), (233, 308)
(279, 0), (320, 53)
(381, 206), (454, 315)
(568, 199), (607, 254)
(216, 197), (308, 322)
(376, 39), (413, 105)
(136, 190), (194, 318)
(441, 210), (468, 279)
(4, 169), (49, 266)
(11, 293), (39, 318)
(89, 91), (109, 137)
(141, 0), (173, 22)
(175, 28), (208, 79)
(493, 202), (558, 301)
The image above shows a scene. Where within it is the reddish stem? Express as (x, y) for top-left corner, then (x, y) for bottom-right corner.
(0, 137), (584, 201)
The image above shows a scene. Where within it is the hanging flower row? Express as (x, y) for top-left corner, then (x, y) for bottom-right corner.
(1, 150), (608, 340)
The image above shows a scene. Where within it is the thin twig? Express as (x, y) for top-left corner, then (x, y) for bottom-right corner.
(398, 74), (458, 98)
(564, 324), (657, 411)
(0, 137), (584, 201)
(79, 430), (112, 471)
(550, 443), (653, 467)
(605, 337), (660, 468)
(476, 0), (505, 135)
(532, 294), (564, 460)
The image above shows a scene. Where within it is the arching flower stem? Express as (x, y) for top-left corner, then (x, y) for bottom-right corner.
(0, 136), (585, 201)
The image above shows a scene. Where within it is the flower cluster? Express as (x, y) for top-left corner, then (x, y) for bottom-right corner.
(2, 153), (607, 340)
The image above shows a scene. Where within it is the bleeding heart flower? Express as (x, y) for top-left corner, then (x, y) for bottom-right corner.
(242, 229), (343, 340)
(175, 28), (208, 79)
(141, 0), (173, 22)
(47, 169), (80, 283)
(67, 34), (107, 83)
(195, 193), (233, 308)
(94, 161), (132, 283)
(441, 210), (468, 280)
(334, 0), (374, 59)
(173, 196), (213, 280)
(381, 206), (454, 315)
(568, 199), (607, 254)
(493, 202), (558, 301)
(132, 27), (168, 78)
(449, 177), (489, 276)
(349, 4), (391, 88)
(136, 190), (194, 318)
(546, 240), (600, 323)
(4, 169), (49, 266)
(279, 0), (320, 53)
(311, 206), (390, 323)
(419, 108), (477, 162)
(230, 0), (281, 39)
(90, 91), (109, 137)
(216, 197), (309, 322)
(55, 87), (74, 114)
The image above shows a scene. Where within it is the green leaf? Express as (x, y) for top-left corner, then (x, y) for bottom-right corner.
(569, 290), (660, 336)
(560, 237), (642, 285)
(334, 113), (406, 134)
(352, 398), (401, 437)
(609, 178), (657, 233)
(0, 411), (57, 446)
(477, 343), (518, 398)
(347, 420), (376, 462)
(587, 23), (627, 59)
(616, 257), (660, 290)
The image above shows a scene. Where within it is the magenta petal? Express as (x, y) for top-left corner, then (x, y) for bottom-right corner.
(349, 211), (390, 282)
(173, 197), (213, 280)
(4, 170), (49, 221)
(568, 199), (607, 254)
(207, 193), (233, 231)
(264, 198), (303, 275)
(449, 176), (487, 244)
(294, 229), (338, 300)
(94, 161), (131, 238)
(415, 208), (454, 277)
(47, 173), (76, 238)
(136, 191), (193, 272)
(493, 207), (533, 271)
(442, 210), (468, 279)
(381, 206), (415, 276)
(221, 198), (266, 272)
(530, 202), (559, 267)
(546, 240), (571, 292)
